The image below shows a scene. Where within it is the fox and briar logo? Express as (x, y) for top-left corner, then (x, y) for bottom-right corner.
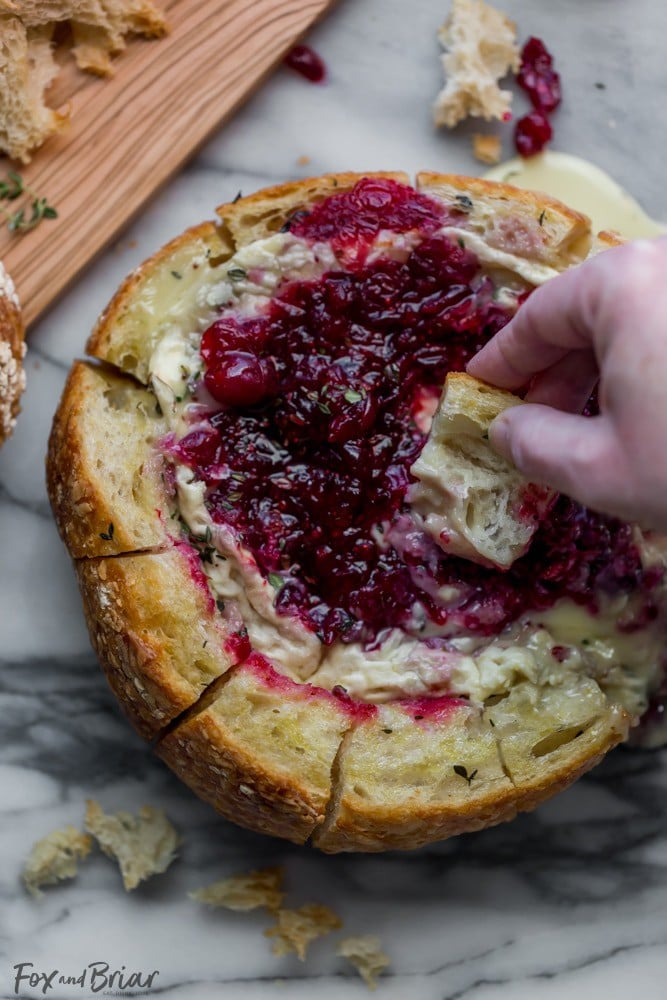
(12, 962), (159, 996)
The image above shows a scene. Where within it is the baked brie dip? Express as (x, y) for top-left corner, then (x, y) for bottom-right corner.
(47, 173), (667, 851)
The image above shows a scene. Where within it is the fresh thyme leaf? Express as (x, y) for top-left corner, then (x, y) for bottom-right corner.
(457, 237), (466, 249)
(99, 522), (115, 541)
(455, 194), (474, 212)
(216, 598), (226, 613)
(233, 190), (243, 203)
(227, 267), (247, 281)
(538, 209), (546, 226)
(268, 572), (284, 591)
(344, 388), (364, 404)
(453, 764), (477, 786)
(171, 270), (183, 279)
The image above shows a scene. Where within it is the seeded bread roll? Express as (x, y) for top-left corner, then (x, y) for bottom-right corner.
(0, 260), (25, 447)
(47, 173), (654, 851)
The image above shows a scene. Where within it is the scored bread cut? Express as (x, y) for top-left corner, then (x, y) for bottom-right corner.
(47, 172), (654, 852)
(409, 372), (556, 569)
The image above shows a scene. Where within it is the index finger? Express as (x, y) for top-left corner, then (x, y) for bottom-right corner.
(467, 260), (597, 390)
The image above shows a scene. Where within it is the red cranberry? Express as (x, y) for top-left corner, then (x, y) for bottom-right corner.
(201, 319), (252, 361)
(290, 177), (445, 254)
(284, 44), (327, 83)
(204, 351), (274, 407)
(515, 110), (553, 157)
(518, 37), (562, 113)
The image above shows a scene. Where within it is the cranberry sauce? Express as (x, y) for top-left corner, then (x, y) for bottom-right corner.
(288, 177), (446, 259)
(284, 44), (327, 83)
(176, 179), (657, 649)
(514, 37), (561, 157)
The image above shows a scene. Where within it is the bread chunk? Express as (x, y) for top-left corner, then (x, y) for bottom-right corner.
(84, 799), (179, 891)
(473, 132), (502, 164)
(0, 17), (68, 163)
(409, 373), (556, 569)
(433, 0), (520, 128)
(22, 826), (93, 897)
(265, 904), (342, 961)
(0, 0), (166, 160)
(337, 935), (390, 991)
(190, 867), (285, 913)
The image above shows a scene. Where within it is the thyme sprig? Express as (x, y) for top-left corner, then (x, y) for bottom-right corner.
(0, 171), (58, 235)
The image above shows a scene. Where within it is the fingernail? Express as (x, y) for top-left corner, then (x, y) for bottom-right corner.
(488, 413), (510, 457)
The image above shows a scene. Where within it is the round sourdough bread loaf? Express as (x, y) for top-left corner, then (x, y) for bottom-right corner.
(0, 260), (25, 448)
(46, 173), (667, 851)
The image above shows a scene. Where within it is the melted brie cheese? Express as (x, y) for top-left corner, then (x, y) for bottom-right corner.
(148, 224), (667, 720)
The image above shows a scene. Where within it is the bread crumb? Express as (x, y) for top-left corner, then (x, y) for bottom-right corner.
(337, 935), (390, 991)
(190, 866), (285, 912)
(265, 904), (342, 961)
(433, 0), (519, 128)
(297, 155), (311, 166)
(84, 799), (179, 891)
(22, 826), (93, 897)
(473, 132), (502, 164)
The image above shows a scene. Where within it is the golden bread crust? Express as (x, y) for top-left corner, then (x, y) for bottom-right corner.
(0, 261), (25, 447)
(416, 172), (592, 267)
(157, 661), (354, 844)
(46, 360), (172, 557)
(48, 171), (639, 852)
(75, 547), (236, 739)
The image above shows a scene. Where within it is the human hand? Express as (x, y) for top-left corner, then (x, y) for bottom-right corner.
(467, 237), (667, 531)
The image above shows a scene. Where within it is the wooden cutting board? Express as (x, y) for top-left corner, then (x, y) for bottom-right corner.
(0, 0), (336, 327)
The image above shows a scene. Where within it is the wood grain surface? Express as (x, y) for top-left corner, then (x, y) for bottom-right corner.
(0, 0), (336, 327)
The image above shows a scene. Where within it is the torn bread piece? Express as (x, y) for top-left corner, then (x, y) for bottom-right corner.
(409, 373), (556, 569)
(2, 1), (168, 75)
(337, 935), (390, 991)
(84, 799), (180, 891)
(190, 866), (285, 913)
(0, 17), (69, 163)
(433, 0), (520, 128)
(265, 904), (342, 961)
(22, 826), (93, 897)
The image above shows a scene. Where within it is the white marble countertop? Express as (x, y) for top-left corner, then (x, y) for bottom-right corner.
(2, 1), (667, 997)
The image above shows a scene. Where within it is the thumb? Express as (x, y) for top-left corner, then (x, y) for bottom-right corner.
(489, 404), (629, 516)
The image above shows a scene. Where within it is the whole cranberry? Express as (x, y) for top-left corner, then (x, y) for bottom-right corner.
(205, 351), (274, 407)
(514, 110), (553, 157)
(201, 319), (252, 362)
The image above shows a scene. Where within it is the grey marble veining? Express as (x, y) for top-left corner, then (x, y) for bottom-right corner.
(2, 0), (667, 997)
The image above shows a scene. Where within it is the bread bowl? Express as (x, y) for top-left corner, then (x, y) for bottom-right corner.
(47, 172), (667, 851)
(0, 259), (25, 448)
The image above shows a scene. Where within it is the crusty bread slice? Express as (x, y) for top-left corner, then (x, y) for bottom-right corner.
(87, 222), (235, 385)
(48, 172), (645, 853)
(410, 373), (556, 569)
(47, 360), (173, 558)
(157, 657), (354, 845)
(75, 548), (237, 739)
(416, 172), (591, 269)
(0, 16), (68, 163)
(0, 259), (25, 447)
